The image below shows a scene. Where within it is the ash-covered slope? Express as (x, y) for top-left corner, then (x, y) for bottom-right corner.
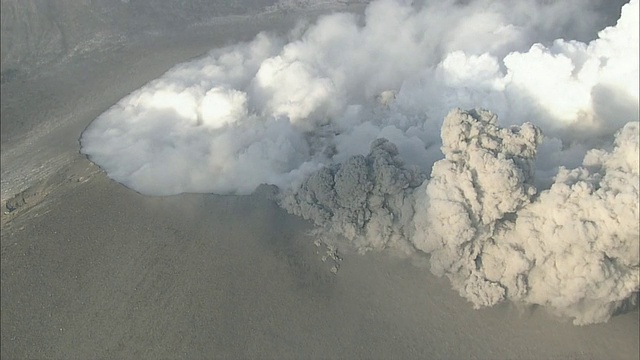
(2, 0), (361, 79)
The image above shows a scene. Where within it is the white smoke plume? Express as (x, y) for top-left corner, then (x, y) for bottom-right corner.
(80, 0), (639, 324)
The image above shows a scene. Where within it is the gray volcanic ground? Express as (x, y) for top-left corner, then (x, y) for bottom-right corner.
(1, 0), (639, 359)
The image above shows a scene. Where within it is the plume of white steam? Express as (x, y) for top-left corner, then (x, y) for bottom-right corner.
(82, 0), (639, 196)
(80, 0), (639, 324)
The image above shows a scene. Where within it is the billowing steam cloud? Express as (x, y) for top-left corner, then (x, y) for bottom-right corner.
(81, 0), (639, 324)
